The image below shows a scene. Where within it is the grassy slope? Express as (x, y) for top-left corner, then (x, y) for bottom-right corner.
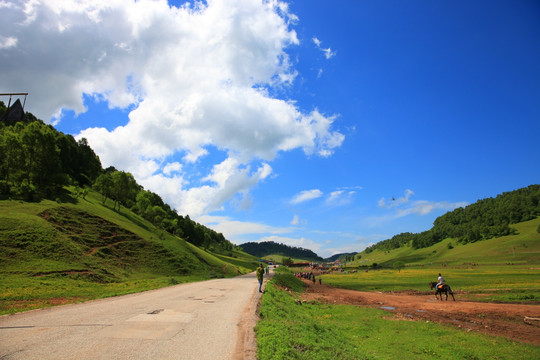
(355, 217), (540, 267)
(0, 188), (258, 314)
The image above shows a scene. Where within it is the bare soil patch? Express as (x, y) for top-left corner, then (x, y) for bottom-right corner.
(299, 280), (540, 345)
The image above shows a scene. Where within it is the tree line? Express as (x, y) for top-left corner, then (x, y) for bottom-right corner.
(0, 101), (234, 254)
(240, 240), (324, 262)
(365, 184), (540, 253)
(0, 101), (101, 199)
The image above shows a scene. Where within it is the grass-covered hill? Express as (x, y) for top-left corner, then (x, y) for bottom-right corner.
(0, 187), (259, 314)
(352, 216), (540, 269)
(240, 241), (324, 262)
(363, 185), (539, 254)
(0, 101), (238, 254)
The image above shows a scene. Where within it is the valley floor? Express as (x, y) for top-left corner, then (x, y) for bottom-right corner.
(299, 280), (540, 345)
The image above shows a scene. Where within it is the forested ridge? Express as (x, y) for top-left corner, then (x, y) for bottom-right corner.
(240, 241), (323, 262)
(0, 101), (234, 254)
(365, 184), (540, 253)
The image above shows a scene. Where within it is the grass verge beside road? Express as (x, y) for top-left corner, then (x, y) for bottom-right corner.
(255, 268), (540, 360)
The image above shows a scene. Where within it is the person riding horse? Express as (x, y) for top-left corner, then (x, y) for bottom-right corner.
(436, 273), (444, 289)
(430, 274), (455, 301)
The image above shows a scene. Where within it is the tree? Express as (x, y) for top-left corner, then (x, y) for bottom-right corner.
(282, 257), (293, 266)
(56, 133), (80, 182)
(77, 138), (101, 185)
(20, 121), (62, 191)
(0, 126), (23, 188)
(110, 171), (138, 211)
(93, 173), (113, 204)
(393, 261), (405, 273)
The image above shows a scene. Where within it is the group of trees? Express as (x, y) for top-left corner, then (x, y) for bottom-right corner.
(365, 185), (540, 253)
(240, 240), (323, 262)
(0, 101), (234, 254)
(0, 102), (101, 199)
(94, 169), (233, 252)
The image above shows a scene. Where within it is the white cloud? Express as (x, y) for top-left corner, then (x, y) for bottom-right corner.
(197, 214), (292, 243)
(312, 36), (336, 59)
(325, 190), (355, 206)
(0, 35), (17, 49)
(378, 189), (414, 208)
(369, 196), (468, 226)
(291, 214), (299, 225)
(377, 189), (467, 218)
(163, 162), (182, 176)
(290, 189), (323, 204)
(0, 0), (344, 217)
(395, 200), (468, 218)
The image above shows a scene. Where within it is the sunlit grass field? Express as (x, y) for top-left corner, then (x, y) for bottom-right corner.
(321, 266), (540, 302)
(325, 217), (540, 302)
(256, 268), (540, 360)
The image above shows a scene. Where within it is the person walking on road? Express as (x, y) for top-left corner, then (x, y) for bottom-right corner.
(256, 264), (265, 293)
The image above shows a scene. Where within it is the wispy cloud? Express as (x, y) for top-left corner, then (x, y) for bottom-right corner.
(369, 189), (468, 227)
(378, 189), (414, 208)
(325, 186), (362, 206)
(197, 215), (292, 242)
(394, 200), (468, 218)
(290, 189), (323, 204)
(312, 37), (336, 59)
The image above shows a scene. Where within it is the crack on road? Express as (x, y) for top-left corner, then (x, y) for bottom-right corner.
(147, 309), (164, 315)
(0, 324), (111, 330)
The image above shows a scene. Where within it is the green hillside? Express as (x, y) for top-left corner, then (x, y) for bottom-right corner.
(353, 217), (540, 268)
(0, 187), (259, 314)
(240, 240), (323, 262)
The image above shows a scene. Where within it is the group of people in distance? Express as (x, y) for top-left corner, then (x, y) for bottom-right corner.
(296, 271), (322, 285)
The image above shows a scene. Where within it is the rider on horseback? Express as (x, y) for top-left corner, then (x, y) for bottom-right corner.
(436, 273), (444, 289)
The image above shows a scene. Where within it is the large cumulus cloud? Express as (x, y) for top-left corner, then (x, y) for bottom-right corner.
(1, 0), (344, 217)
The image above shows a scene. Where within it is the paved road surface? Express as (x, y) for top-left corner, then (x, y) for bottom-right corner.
(0, 269), (273, 360)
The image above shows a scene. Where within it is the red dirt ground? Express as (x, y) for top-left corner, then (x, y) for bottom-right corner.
(299, 280), (540, 345)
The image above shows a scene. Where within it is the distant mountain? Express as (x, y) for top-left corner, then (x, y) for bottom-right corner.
(240, 241), (324, 262)
(324, 252), (357, 262)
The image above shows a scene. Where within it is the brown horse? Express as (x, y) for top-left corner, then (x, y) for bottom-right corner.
(429, 281), (455, 301)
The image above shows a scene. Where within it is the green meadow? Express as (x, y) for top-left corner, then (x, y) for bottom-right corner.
(322, 266), (540, 303)
(257, 219), (540, 359)
(0, 188), (260, 314)
(323, 217), (540, 302)
(256, 268), (540, 360)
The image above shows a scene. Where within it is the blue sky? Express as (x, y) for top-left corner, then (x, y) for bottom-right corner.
(2, 0), (539, 257)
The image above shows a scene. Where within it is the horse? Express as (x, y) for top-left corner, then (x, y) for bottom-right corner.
(429, 281), (455, 301)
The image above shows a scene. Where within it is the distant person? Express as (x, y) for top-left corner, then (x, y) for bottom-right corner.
(256, 264), (265, 293)
(436, 273), (444, 289)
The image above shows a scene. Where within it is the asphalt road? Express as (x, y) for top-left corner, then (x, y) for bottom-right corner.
(0, 269), (272, 360)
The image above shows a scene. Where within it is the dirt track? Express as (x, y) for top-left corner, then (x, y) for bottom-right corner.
(299, 280), (540, 345)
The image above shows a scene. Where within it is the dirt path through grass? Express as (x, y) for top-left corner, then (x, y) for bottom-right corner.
(300, 280), (540, 345)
